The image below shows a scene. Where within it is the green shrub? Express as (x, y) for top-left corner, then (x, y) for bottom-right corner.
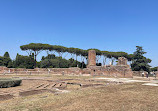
(0, 78), (22, 88)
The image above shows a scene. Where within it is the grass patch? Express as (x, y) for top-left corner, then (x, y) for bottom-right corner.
(0, 78), (22, 88)
(66, 84), (81, 90)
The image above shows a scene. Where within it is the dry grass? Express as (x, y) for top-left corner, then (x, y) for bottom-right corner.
(0, 82), (158, 111)
(0, 80), (48, 94)
(66, 84), (81, 90)
(0, 74), (92, 81)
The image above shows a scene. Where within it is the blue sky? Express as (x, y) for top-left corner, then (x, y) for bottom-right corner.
(0, 0), (158, 67)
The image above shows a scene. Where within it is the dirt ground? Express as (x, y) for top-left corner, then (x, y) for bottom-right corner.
(0, 75), (158, 111)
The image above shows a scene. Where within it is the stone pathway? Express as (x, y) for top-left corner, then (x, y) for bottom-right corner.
(142, 83), (158, 86)
(94, 77), (158, 86)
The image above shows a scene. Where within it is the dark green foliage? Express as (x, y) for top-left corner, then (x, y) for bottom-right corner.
(101, 51), (129, 60)
(0, 56), (12, 67)
(14, 54), (34, 69)
(131, 46), (151, 72)
(41, 59), (70, 68)
(41, 59), (59, 68)
(20, 43), (133, 61)
(7, 61), (14, 68)
(20, 43), (51, 67)
(36, 62), (41, 68)
(126, 54), (134, 61)
(0, 78), (22, 88)
(68, 58), (84, 68)
(20, 43), (135, 66)
(151, 67), (157, 72)
(40, 54), (85, 68)
(42, 54), (56, 60)
(3, 52), (10, 58)
(53, 45), (67, 55)
(0, 52), (12, 67)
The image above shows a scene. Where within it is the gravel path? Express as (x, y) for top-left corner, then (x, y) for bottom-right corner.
(94, 77), (158, 86)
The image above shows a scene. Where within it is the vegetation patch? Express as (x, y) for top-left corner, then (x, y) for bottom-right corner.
(0, 78), (22, 88)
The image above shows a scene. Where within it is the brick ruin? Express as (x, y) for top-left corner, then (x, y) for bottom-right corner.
(86, 50), (133, 77)
(0, 50), (133, 77)
(117, 57), (128, 66)
(87, 50), (96, 67)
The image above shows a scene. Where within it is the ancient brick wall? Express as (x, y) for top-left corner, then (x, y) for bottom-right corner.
(87, 50), (96, 67)
(82, 65), (133, 77)
(133, 71), (148, 77)
(0, 66), (133, 78)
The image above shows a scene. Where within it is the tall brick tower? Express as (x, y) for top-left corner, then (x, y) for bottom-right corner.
(87, 50), (96, 67)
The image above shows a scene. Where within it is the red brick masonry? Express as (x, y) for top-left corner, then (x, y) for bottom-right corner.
(0, 65), (133, 78)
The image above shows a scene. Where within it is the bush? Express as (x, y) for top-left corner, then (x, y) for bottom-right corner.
(0, 78), (22, 88)
(13, 54), (34, 69)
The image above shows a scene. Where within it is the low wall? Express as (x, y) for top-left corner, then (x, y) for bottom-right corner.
(0, 65), (133, 78)
(85, 65), (133, 77)
(155, 71), (158, 77)
(133, 71), (147, 77)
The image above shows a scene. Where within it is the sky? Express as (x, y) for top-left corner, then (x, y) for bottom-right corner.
(0, 0), (158, 67)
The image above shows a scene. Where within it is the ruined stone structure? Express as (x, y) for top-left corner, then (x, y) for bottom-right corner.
(133, 71), (148, 77)
(87, 50), (96, 67)
(0, 66), (133, 77)
(85, 50), (133, 77)
(0, 50), (133, 78)
(117, 57), (128, 66)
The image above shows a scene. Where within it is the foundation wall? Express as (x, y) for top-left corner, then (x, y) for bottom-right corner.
(133, 71), (148, 77)
(0, 66), (133, 78)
